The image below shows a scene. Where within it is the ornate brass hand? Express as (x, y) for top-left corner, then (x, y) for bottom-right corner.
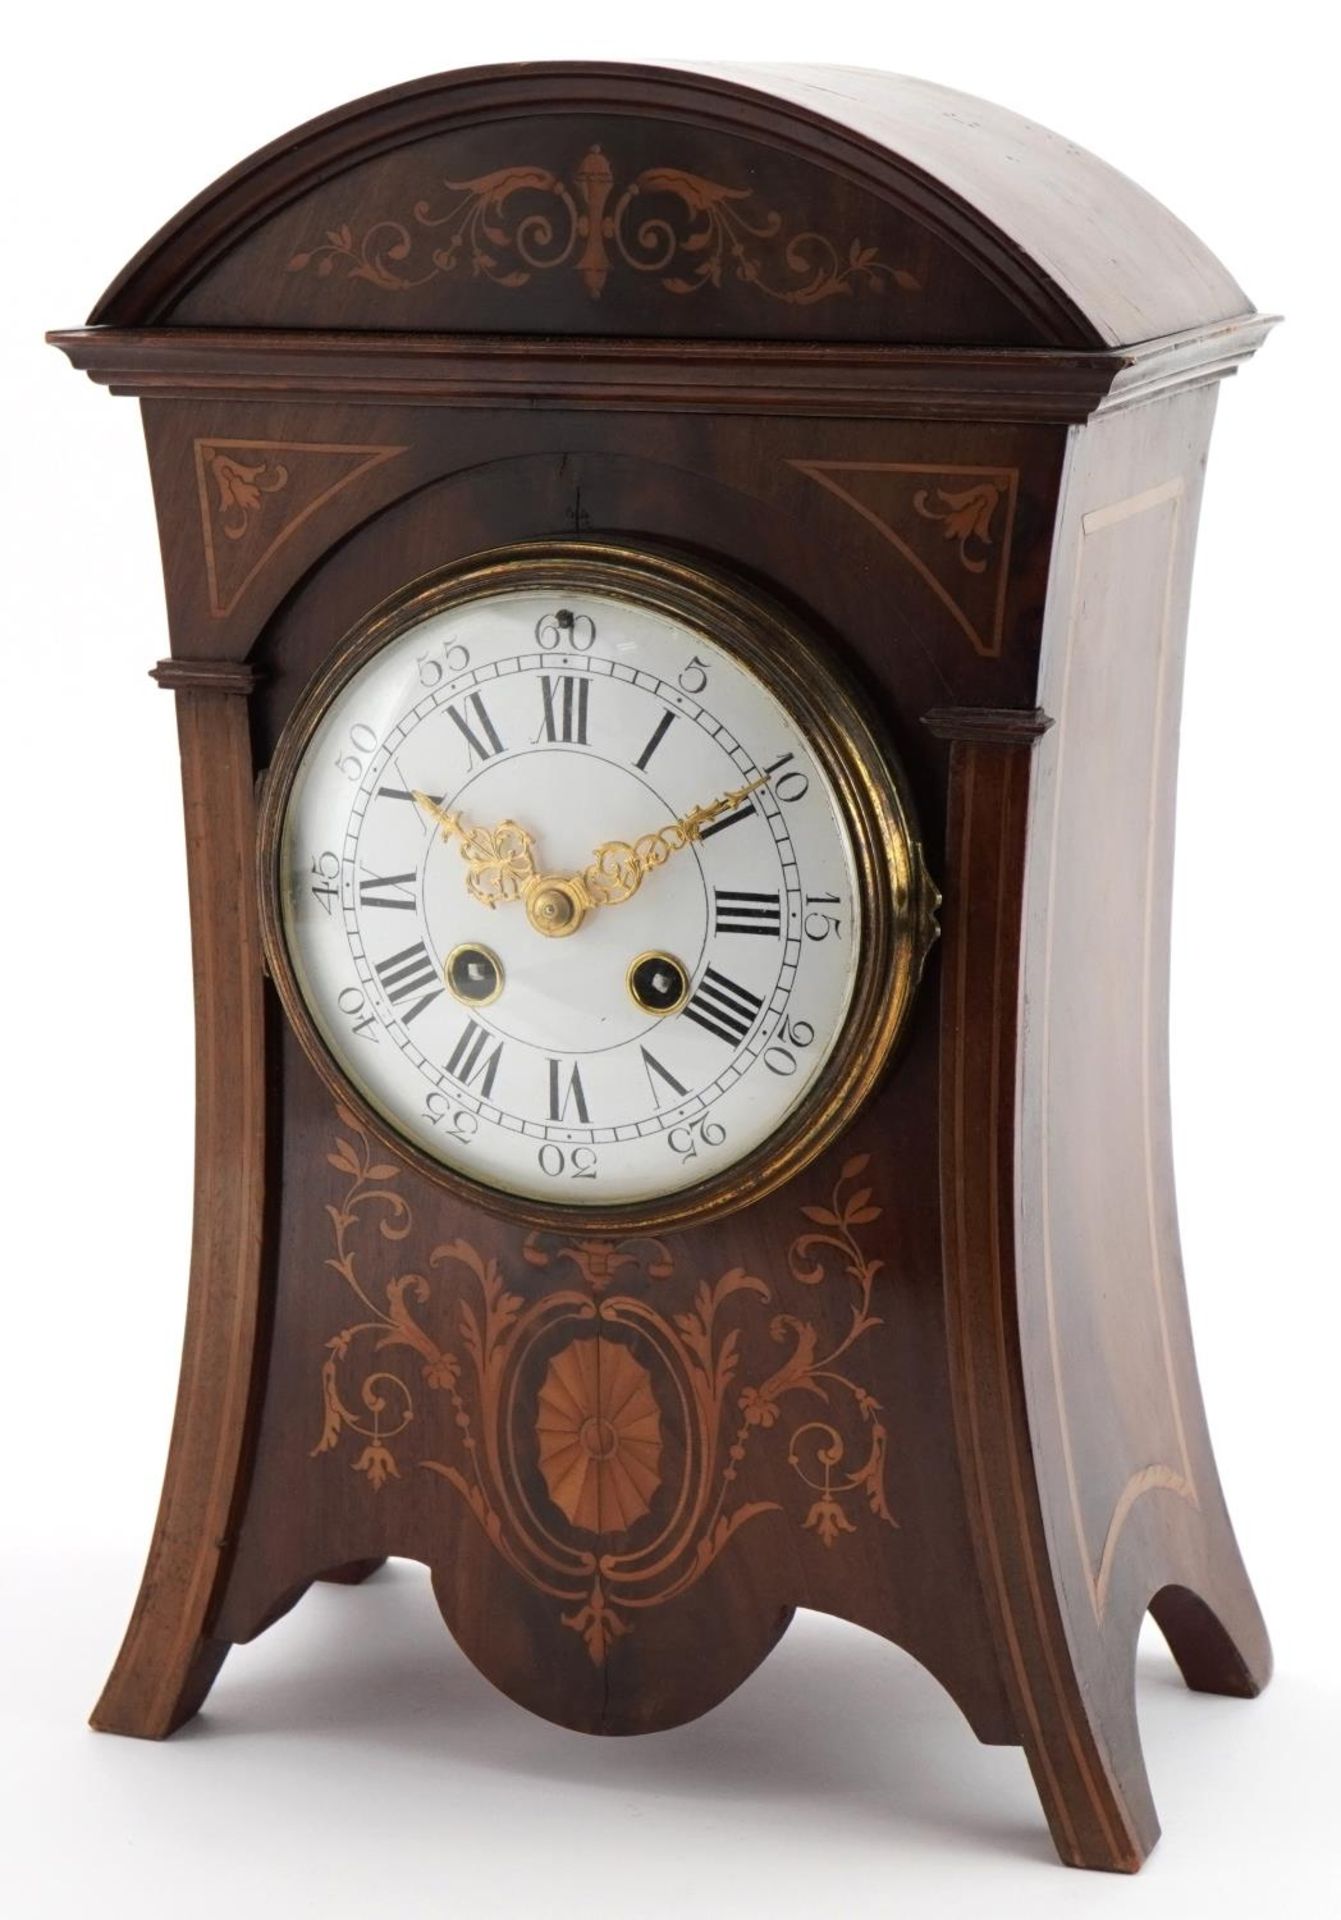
(577, 775), (770, 911)
(412, 792), (538, 910)
(415, 774), (768, 937)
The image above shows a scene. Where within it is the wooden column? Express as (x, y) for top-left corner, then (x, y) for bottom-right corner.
(931, 707), (1151, 1871)
(92, 658), (268, 1737)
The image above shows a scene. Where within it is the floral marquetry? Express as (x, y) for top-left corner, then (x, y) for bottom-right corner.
(285, 145), (922, 310)
(311, 1107), (898, 1664)
(192, 438), (405, 618)
(790, 460), (1020, 659)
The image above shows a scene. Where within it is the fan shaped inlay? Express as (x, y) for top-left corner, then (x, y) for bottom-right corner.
(535, 1337), (662, 1534)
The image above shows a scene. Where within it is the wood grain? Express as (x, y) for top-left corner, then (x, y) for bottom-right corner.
(83, 64), (1252, 350)
(55, 59), (1272, 1869)
(91, 685), (268, 1738)
(48, 316), (1277, 422)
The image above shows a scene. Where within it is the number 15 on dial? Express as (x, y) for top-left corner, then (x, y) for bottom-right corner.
(259, 545), (935, 1229)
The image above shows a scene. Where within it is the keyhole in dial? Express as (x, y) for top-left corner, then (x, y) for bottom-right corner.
(446, 943), (504, 1006)
(627, 952), (689, 1016)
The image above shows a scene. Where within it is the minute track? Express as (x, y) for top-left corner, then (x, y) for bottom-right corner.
(348, 940), (801, 1148)
(343, 652), (803, 1128)
(287, 569), (865, 1211)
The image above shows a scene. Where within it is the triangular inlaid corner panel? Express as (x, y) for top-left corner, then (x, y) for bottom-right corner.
(193, 438), (406, 617)
(791, 461), (1020, 659)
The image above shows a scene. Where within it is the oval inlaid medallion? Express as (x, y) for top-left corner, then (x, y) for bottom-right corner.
(535, 1337), (662, 1533)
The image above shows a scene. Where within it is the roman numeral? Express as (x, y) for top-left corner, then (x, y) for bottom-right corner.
(358, 869), (418, 911)
(377, 785), (443, 808)
(714, 888), (782, 937)
(446, 692), (504, 763)
(640, 1046), (689, 1106)
(374, 942), (443, 1025)
(537, 674), (590, 745)
(548, 1059), (590, 1124)
(682, 967), (764, 1047)
(634, 709), (675, 771)
(698, 798), (756, 839)
(445, 1019), (504, 1098)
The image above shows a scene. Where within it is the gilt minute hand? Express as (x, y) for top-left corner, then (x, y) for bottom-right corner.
(577, 775), (770, 910)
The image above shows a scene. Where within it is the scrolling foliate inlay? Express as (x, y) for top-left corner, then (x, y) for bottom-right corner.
(792, 461), (1019, 659)
(286, 145), (924, 307)
(193, 439), (405, 617)
(313, 1105), (897, 1663)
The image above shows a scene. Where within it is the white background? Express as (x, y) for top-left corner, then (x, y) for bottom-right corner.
(4, 3), (1337, 1912)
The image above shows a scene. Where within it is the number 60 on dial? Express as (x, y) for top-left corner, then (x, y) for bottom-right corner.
(258, 544), (937, 1230)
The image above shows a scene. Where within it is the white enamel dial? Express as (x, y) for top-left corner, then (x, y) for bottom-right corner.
(276, 572), (866, 1210)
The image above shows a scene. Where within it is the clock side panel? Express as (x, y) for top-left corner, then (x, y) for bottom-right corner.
(1016, 385), (1271, 1719)
(196, 401), (1065, 1738)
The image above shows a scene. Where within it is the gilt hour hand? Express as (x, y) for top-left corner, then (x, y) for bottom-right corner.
(412, 791), (538, 909)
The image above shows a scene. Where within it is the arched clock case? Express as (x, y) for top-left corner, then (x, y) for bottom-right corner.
(51, 62), (1276, 1873)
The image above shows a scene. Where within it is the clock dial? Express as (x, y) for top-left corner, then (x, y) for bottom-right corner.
(265, 550), (926, 1221)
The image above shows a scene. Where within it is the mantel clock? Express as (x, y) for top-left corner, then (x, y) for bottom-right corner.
(52, 62), (1276, 1872)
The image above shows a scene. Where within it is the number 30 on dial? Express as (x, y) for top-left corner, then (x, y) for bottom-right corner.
(259, 545), (935, 1228)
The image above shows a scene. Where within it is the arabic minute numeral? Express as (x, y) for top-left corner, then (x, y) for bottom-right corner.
(677, 655), (709, 694)
(764, 750), (809, 804)
(309, 850), (340, 915)
(415, 638), (470, 687)
(535, 608), (596, 650)
(334, 720), (378, 782)
(668, 1115), (727, 1161)
(336, 985), (380, 1043)
(765, 1015), (816, 1078)
(804, 893), (844, 941)
(423, 1090), (479, 1145)
(538, 1144), (599, 1179)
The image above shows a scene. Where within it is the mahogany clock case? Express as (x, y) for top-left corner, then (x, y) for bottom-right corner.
(49, 61), (1277, 1874)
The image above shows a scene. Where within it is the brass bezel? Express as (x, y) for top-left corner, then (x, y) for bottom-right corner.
(257, 540), (937, 1235)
